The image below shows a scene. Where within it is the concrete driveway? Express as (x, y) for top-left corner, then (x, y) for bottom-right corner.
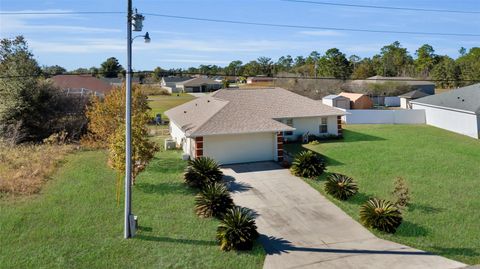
(222, 162), (465, 269)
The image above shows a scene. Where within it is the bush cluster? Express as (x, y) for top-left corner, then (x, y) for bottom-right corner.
(360, 198), (403, 233)
(290, 151), (326, 178)
(185, 156), (259, 251)
(324, 173), (358, 200)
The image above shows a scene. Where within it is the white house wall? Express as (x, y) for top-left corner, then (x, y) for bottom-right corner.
(283, 116), (338, 139)
(169, 121), (188, 152)
(412, 104), (479, 139)
(203, 132), (275, 164)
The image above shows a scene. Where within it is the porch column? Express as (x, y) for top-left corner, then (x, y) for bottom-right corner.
(337, 116), (343, 137)
(277, 132), (283, 162)
(195, 136), (203, 158)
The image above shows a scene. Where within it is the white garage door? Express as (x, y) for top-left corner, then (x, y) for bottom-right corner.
(203, 132), (275, 164)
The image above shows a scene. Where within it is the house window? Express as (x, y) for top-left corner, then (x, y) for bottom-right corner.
(319, 117), (328, 134)
(284, 118), (294, 136)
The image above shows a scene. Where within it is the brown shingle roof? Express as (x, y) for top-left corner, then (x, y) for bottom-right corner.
(51, 75), (113, 95)
(165, 87), (345, 137)
(176, 77), (222, 87)
(338, 92), (367, 101)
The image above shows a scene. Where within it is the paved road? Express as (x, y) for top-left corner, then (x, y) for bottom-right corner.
(222, 162), (465, 269)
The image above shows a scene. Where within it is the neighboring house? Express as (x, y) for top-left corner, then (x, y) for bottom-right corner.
(351, 76), (436, 95)
(338, 92), (374, 109)
(175, 77), (222, 93)
(160, 77), (192, 93)
(411, 83), (480, 139)
(51, 75), (112, 97)
(165, 87), (345, 164)
(246, 77), (275, 84)
(101, 77), (140, 87)
(322, 95), (350, 109)
(399, 90), (431, 109)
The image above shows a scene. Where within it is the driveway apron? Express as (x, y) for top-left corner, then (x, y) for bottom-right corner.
(222, 162), (465, 269)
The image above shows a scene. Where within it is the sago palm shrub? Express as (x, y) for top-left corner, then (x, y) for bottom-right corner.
(290, 151), (326, 178)
(360, 198), (403, 233)
(184, 156), (223, 188)
(195, 182), (234, 218)
(324, 173), (358, 200)
(217, 207), (259, 251)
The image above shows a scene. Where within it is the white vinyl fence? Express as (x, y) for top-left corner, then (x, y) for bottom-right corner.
(341, 109), (426, 124)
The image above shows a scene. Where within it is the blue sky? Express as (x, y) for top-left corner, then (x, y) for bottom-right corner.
(1, 0), (479, 71)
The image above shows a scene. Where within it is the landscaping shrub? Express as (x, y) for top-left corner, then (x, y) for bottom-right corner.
(195, 182), (234, 218)
(290, 151), (325, 178)
(360, 198), (403, 233)
(184, 157), (223, 188)
(391, 177), (410, 210)
(217, 207), (259, 251)
(324, 173), (358, 200)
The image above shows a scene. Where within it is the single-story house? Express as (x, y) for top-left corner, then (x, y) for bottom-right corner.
(160, 77), (192, 93)
(399, 90), (431, 109)
(165, 87), (346, 164)
(322, 95), (350, 109)
(175, 77), (222, 93)
(51, 75), (112, 97)
(338, 92), (373, 109)
(411, 83), (480, 139)
(246, 76), (275, 84)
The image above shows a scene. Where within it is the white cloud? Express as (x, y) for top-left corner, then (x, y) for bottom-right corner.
(0, 9), (121, 35)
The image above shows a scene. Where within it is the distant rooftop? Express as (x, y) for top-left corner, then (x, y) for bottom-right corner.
(352, 76), (435, 86)
(398, 89), (431, 99)
(51, 75), (112, 95)
(162, 76), (192, 83)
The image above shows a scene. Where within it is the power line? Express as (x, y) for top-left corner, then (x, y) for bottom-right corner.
(143, 13), (480, 37)
(2, 10), (479, 37)
(0, 11), (124, 15)
(0, 71), (478, 83)
(281, 0), (480, 14)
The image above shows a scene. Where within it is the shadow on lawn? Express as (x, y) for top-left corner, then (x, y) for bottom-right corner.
(135, 182), (192, 195)
(136, 234), (217, 246)
(345, 192), (372, 205)
(396, 221), (429, 237)
(409, 203), (444, 214)
(430, 246), (479, 258)
(341, 130), (386, 143)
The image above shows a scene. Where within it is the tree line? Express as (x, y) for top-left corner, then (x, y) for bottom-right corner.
(40, 41), (479, 89)
(152, 42), (478, 89)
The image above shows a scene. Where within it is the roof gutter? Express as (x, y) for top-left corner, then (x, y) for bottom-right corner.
(410, 101), (478, 115)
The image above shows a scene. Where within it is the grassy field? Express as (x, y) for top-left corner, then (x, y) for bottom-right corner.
(285, 125), (480, 264)
(0, 142), (74, 196)
(148, 94), (195, 119)
(0, 149), (265, 268)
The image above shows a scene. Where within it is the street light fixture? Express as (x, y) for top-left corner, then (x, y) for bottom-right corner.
(124, 0), (150, 239)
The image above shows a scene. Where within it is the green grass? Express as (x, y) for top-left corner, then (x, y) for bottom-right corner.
(148, 94), (195, 118)
(285, 125), (480, 265)
(0, 149), (265, 268)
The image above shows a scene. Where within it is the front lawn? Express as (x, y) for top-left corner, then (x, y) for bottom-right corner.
(0, 149), (265, 268)
(285, 125), (480, 265)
